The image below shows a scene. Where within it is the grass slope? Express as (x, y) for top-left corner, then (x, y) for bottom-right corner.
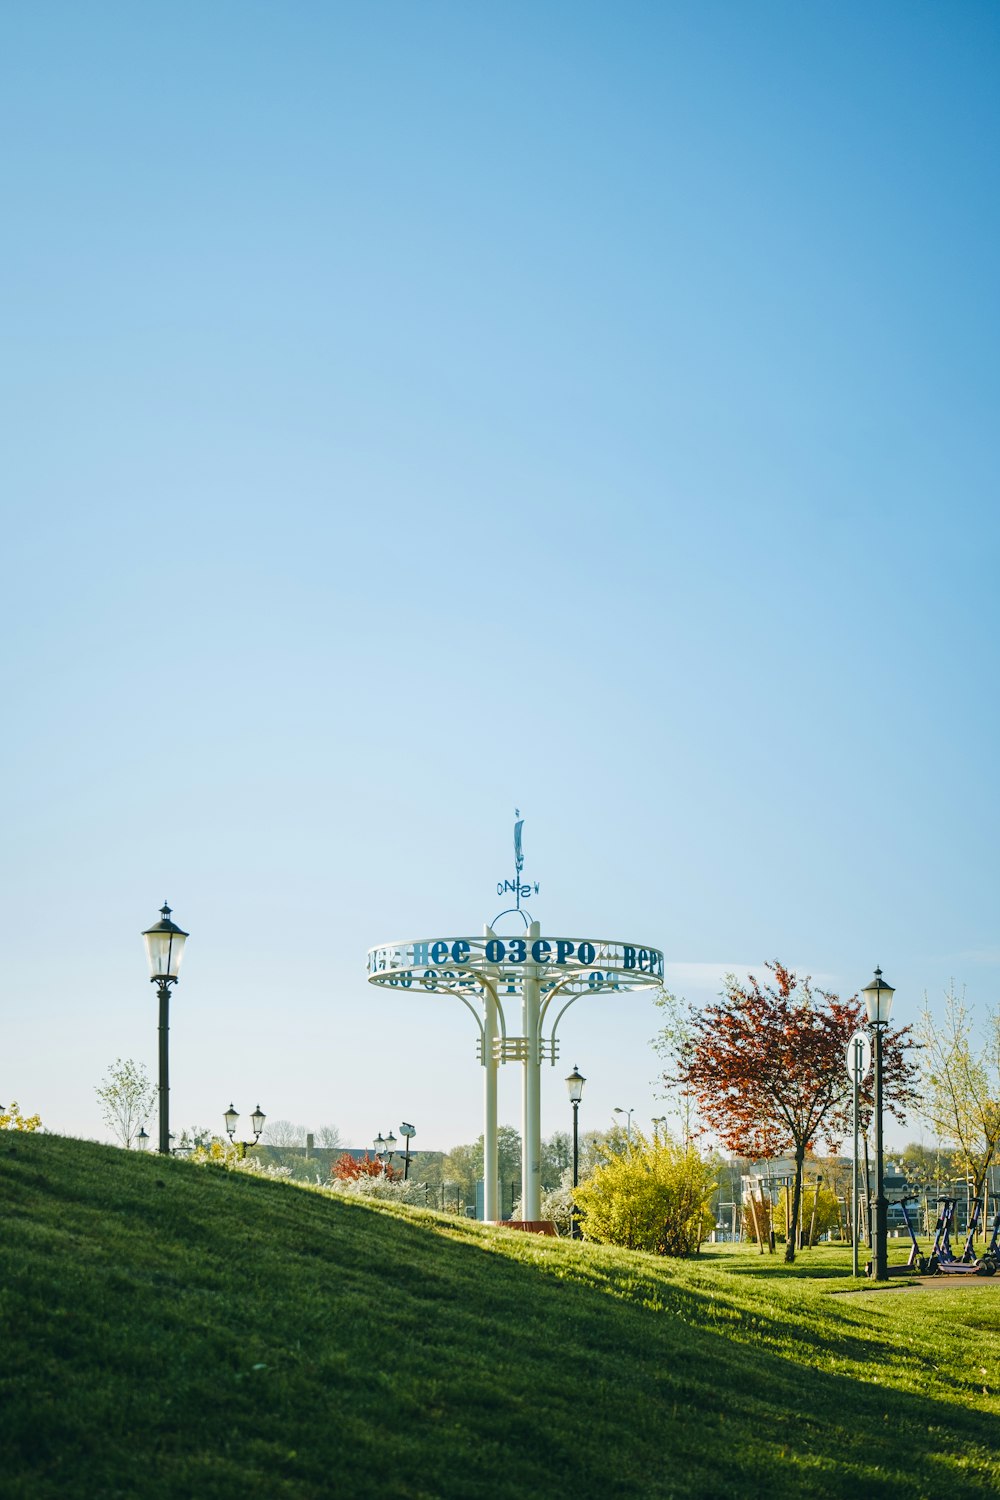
(1, 1135), (998, 1499)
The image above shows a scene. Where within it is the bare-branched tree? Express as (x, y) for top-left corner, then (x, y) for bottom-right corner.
(263, 1119), (306, 1147)
(96, 1058), (155, 1149)
(918, 985), (1000, 1205)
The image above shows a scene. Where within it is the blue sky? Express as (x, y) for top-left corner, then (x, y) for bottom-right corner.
(2, 2), (998, 1154)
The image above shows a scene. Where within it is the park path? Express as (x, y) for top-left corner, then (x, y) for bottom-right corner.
(839, 1274), (999, 1297)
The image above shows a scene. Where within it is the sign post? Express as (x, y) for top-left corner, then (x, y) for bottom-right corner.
(845, 1029), (872, 1276)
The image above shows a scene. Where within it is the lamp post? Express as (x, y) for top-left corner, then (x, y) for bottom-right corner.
(614, 1105), (634, 1142)
(137, 1127), (149, 1151)
(566, 1066), (586, 1239)
(862, 966), (895, 1282)
(142, 903), (188, 1156)
(374, 1131), (397, 1171)
(399, 1122), (416, 1181)
(224, 1103), (266, 1159)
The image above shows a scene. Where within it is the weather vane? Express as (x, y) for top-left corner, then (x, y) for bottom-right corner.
(493, 808), (539, 927)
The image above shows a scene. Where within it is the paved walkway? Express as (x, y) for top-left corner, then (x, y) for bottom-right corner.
(840, 1273), (998, 1296)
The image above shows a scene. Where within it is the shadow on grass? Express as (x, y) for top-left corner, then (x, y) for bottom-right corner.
(698, 1254), (860, 1281)
(1, 1135), (997, 1500)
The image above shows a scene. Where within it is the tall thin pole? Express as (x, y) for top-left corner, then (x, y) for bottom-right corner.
(521, 920), (542, 1222)
(872, 1022), (888, 1280)
(484, 985), (498, 1218)
(483, 925), (499, 1221)
(157, 980), (170, 1156)
(852, 1037), (860, 1277)
(571, 1098), (580, 1239)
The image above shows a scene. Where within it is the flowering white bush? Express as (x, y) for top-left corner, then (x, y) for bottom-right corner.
(323, 1174), (430, 1206)
(188, 1139), (293, 1177)
(187, 1138), (432, 1204)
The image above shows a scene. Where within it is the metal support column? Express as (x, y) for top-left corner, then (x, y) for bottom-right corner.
(157, 981), (170, 1156)
(484, 994), (498, 1218)
(483, 925), (499, 1219)
(872, 1023), (888, 1280)
(521, 920), (542, 1221)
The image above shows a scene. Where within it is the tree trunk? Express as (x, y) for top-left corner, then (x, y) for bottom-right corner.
(785, 1152), (805, 1263)
(973, 1172), (987, 1212)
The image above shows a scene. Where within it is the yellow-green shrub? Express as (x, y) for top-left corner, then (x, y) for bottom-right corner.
(0, 1101), (42, 1132)
(573, 1129), (715, 1255)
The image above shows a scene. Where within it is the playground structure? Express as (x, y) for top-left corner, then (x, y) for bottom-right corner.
(740, 1171), (830, 1252)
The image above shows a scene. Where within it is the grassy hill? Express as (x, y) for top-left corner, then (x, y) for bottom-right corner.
(1, 1134), (998, 1499)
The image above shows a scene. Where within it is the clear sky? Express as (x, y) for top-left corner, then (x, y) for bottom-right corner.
(2, 2), (998, 1157)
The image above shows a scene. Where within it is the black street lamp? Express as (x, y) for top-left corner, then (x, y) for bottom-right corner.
(399, 1122), (416, 1180)
(137, 1127), (149, 1151)
(142, 903), (188, 1156)
(224, 1103), (266, 1159)
(566, 1066), (586, 1239)
(862, 966), (895, 1282)
(374, 1131), (397, 1170)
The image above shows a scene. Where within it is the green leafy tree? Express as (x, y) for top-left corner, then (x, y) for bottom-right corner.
(572, 1129), (717, 1256)
(443, 1126), (522, 1200)
(540, 1131), (571, 1188)
(95, 1058), (154, 1149)
(917, 986), (1000, 1206)
(651, 988), (700, 1141)
(899, 1140), (959, 1199)
(577, 1128), (617, 1176)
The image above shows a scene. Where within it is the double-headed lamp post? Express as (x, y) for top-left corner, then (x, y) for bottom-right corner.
(862, 966), (895, 1282)
(614, 1105), (634, 1142)
(374, 1131), (397, 1170)
(225, 1104), (266, 1159)
(566, 1066), (586, 1239)
(142, 903), (189, 1156)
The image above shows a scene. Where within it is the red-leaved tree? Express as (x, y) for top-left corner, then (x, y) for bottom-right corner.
(331, 1153), (399, 1182)
(666, 961), (919, 1262)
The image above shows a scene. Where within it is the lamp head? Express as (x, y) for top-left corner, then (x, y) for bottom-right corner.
(565, 1066), (586, 1104)
(862, 966), (895, 1027)
(142, 903), (189, 981)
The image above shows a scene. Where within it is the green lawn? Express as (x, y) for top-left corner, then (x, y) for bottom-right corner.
(1, 1134), (997, 1499)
